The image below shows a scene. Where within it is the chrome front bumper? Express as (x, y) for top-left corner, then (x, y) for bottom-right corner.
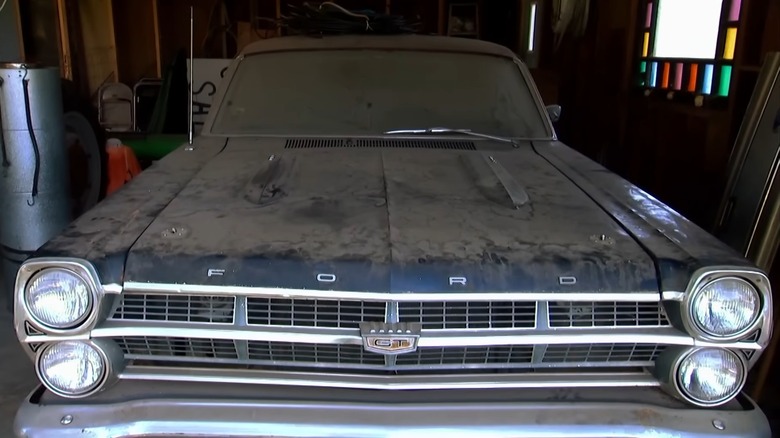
(14, 382), (773, 438)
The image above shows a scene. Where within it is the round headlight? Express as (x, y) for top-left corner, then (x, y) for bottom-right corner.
(677, 348), (745, 406)
(690, 277), (760, 339)
(25, 268), (92, 329)
(37, 341), (106, 397)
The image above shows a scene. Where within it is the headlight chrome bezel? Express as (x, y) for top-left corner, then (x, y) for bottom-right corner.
(35, 339), (123, 399)
(24, 267), (94, 330)
(36, 340), (108, 398)
(681, 269), (770, 344)
(685, 276), (762, 342)
(15, 258), (103, 336)
(672, 347), (748, 407)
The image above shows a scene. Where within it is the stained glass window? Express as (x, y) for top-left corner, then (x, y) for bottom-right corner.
(654, 0), (723, 59)
(723, 27), (738, 60)
(703, 64), (715, 94)
(637, 0), (740, 98)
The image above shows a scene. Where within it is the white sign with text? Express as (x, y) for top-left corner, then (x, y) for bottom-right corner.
(186, 58), (232, 134)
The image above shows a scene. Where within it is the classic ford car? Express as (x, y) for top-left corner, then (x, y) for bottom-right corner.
(12, 35), (774, 437)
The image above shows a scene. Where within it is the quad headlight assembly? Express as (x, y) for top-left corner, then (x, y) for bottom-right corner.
(14, 258), (123, 398)
(656, 268), (773, 407)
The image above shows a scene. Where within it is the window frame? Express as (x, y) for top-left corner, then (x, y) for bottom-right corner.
(636, 0), (742, 101)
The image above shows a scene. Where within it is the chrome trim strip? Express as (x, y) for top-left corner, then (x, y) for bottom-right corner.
(420, 333), (686, 348)
(122, 282), (663, 302)
(661, 291), (685, 301)
(19, 333), (90, 344)
(103, 284), (123, 294)
(73, 324), (763, 350)
(120, 365), (659, 390)
(94, 326), (361, 345)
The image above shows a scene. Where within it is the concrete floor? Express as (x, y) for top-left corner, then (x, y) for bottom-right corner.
(0, 297), (38, 438)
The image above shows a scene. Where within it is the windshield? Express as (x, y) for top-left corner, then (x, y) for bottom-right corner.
(210, 50), (549, 138)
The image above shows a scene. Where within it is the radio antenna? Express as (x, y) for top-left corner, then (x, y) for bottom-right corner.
(188, 5), (194, 145)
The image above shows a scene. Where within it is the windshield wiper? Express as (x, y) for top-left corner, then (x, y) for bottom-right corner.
(384, 128), (518, 147)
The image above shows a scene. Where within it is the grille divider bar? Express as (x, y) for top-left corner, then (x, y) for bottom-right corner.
(384, 301), (399, 367)
(532, 302), (550, 363)
(235, 296), (249, 361)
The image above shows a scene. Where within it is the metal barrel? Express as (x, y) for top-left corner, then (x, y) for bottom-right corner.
(0, 63), (72, 309)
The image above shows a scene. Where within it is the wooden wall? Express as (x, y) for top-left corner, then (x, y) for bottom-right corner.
(112, 0), (160, 85)
(0, 0), (24, 62)
(156, 0), (222, 63)
(544, 0), (780, 230)
(111, 0), (216, 86)
(15, 0), (61, 67)
(537, 0), (779, 403)
(79, 0), (526, 89)
(78, 0), (118, 97)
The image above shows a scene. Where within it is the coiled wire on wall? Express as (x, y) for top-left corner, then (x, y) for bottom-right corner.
(0, 65), (51, 205)
(280, 2), (418, 35)
(22, 68), (42, 205)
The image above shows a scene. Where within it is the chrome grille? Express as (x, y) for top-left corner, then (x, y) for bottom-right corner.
(396, 346), (534, 366)
(247, 341), (385, 365)
(548, 301), (668, 328)
(398, 301), (536, 329)
(111, 294), (235, 324)
(109, 290), (674, 382)
(117, 336), (238, 359)
(542, 344), (663, 364)
(246, 297), (386, 328)
(113, 294), (667, 329)
(118, 337), (663, 371)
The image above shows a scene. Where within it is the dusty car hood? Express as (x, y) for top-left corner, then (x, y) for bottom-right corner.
(123, 139), (658, 294)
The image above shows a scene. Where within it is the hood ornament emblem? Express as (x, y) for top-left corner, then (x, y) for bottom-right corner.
(360, 322), (421, 355)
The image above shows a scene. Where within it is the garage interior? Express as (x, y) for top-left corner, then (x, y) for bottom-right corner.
(1, 0), (779, 436)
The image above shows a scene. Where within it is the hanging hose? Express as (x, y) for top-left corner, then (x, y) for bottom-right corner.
(22, 70), (41, 206)
(0, 78), (10, 168)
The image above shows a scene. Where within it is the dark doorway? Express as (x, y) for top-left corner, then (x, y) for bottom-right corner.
(481, 0), (520, 53)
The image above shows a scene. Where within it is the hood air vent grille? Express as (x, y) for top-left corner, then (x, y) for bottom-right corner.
(285, 139), (476, 150)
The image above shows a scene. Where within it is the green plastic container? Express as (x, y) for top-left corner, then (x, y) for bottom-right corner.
(117, 133), (187, 161)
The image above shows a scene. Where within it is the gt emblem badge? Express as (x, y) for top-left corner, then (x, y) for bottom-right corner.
(360, 322), (422, 355)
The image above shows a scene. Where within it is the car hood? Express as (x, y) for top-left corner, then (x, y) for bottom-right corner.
(123, 138), (658, 294)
